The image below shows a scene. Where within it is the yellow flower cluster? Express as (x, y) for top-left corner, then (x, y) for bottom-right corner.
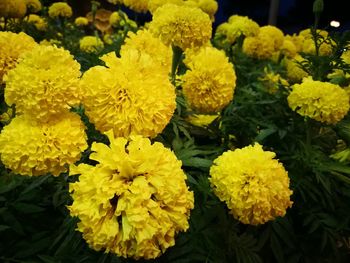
(75, 17), (89, 26)
(109, 12), (120, 26)
(27, 14), (47, 31)
(283, 55), (308, 83)
(243, 25), (284, 60)
(298, 29), (332, 56)
(209, 143), (293, 225)
(0, 0), (27, 18)
(80, 50), (176, 137)
(148, 0), (183, 12)
(5, 45), (81, 122)
(25, 0), (41, 13)
(288, 79), (350, 124)
(149, 3), (212, 50)
(121, 29), (172, 74)
(48, 2), (72, 18)
(79, 36), (104, 53)
(0, 112), (87, 176)
(280, 39), (297, 58)
(182, 46), (236, 113)
(215, 15), (259, 44)
(0, 31), (37, 83)
(68, 133), (194, 259)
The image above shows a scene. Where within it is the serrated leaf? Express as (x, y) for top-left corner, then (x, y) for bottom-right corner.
(12, 202), (45, 214)
(182, 157), (213, 169)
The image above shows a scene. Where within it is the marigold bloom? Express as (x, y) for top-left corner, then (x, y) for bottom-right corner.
(27, 14), (47, 31)
(79, 36), (104, 53)
(123, 0), (149, 13)
(86, 9), (112, 33)
(283, 55), (308, 83)
(5, 45), (81, 122)
(281, 39), (297, 58)
(298, 29), (332, 56)
(109, 12), (120, 26)
(149, 4), (212, 50)
(25, 0), (41, 13)
(186, 113), (219, 127)
(121, 29), (172, 74)
(0, 0), (27, 18)
(182, 46), (236, 113)
(69, 133), (194, 259)
(147, 0), (183, 13)
(259, 67), (289, 94)
(0, 31), (37, 83)
(80, 50), (176, 137)
(210, 143), (293, 225)
(48, 2), (72, 18)
(215, 15), (259, 44)
(0, 112), (87, 176)
(75, 16), (89, 26)
(288, 79), (349, 124)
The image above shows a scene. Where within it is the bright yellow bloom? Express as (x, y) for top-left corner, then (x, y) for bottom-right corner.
(148, 0), (183, 13)
(182, 46), (236, 113)
(298, 29), (332, 56)
(259, 67), (289, 94)
(5, 45), (81, 122)
(25, 0), (41, 13)
(109, 11), (120, 26)
(121, 29), (172, 74)
(215, 15), (259, 44)
(68, 133), (194, 259)
(80, 50), (176, 138)
(123, 0), (149, 13)
(0, 112), (87, 176)
(195, 0), (218, 21)
(79, 36), (104, 53)
(285, 34), (304, 52)
(210, 143), (293, 225)
(0, 31), (37, 83)
(288, 79), (350, 124)
(0, 0), (27, 18)
(75, 16), (89, 26)
(48, 2), (72, 18)
(27, 14), (47, 31)
(281, 39), (297, 58)
(283, 55), (308, 83)
(149, 3), (212, 50)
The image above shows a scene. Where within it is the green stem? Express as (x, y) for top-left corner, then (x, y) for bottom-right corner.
(171, 45), (183, 86)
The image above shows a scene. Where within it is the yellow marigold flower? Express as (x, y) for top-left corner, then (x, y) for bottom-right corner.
(196, 0), (218, 21)
(243, 35), (276, 60)
(186, 113), (219, 127)
(259, 25), (284, 50)
(283, 55), (308, 83)
(109, 11), (120, 26)
(0, 31), (37, 83)
(80, 50), (176, 137)
(209, 143), (293, 225)
(5, 45), (81, 122)
(149, 4), (212, 50)
(147, 0), (183, 13)
(121, 29), (172, 74)
(216, 15), (259, 44)
(298, 28), (332, 56)
(259, 67), (289, 94)
(79, 36), (104, 53)
(288, 79), (350, 124)
(48, 2), (72, 18)
(182, 46), (236, 113)
(27, 14), (47, 31)
(75, 16), (89, 26)
(285, 34), (304, 52)
(123, 0), (149, 13)
(0, 112), (87, 176)
(281, 39), (297, 58)
(68, 132), (194, 259)
(0, 0), (27, 18)
(25, 0), (41, 13)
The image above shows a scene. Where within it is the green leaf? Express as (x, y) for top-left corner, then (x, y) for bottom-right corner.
(0, 225), (10, 232)
(12, 202), (45, 214)
(22, 175), (50, 195)
(270, 234), (285, 263)
(182, 157), (213, 169)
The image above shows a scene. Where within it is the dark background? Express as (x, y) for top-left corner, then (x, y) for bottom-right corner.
(66, 0), (350, 34)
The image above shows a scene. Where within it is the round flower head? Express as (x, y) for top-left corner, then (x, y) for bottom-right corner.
(75, 17), (89, 26)
(149, 3), (212, 50)
(193, 0), (218, 21)
(68, 132), (194, 259)
(0, 0), (27, 18)
(182, 46), (236, 113)
(25, 0), (41, 13)
(27, 14), (47, 31)
(79, 36), (104, 53)
(121, 29), (172, 74)
(80, 50), (176, 138)
(0, 31), (37, 83)
(215, 15), (259, 44)
(285, 34), (304, 52)
(109, 12), (120, 26)
(283, 55), (308, 83)
(288, 79), (350, 124)
(259, 25), (284, 50)
(5, 45), (81, 122)
(210, 143), (293, 225)
(48, 2), (72, 18)
(281, 39), (297, 58)
(0, 112), (88, 176)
